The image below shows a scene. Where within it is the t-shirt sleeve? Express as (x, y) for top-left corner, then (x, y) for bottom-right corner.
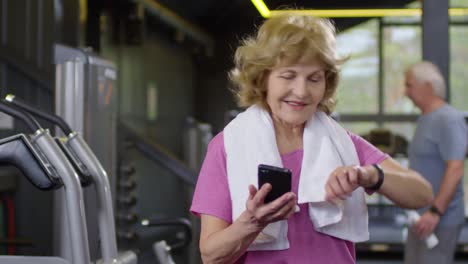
(438, 114), (468, 161)
(348, 131), (389, 166)
(190, 132), (232, 223)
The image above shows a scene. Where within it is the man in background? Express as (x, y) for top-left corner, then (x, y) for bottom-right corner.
(404, 61), (468, 264)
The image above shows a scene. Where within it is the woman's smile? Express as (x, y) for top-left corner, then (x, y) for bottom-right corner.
(283, 100), (309, 111)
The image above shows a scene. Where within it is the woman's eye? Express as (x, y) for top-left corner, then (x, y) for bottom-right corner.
(309, 75), (324, 82)
(280, 75), (294, 80)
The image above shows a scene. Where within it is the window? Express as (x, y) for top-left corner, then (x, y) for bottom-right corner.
(381, 122), (416, 142)
(383, 26), (421, 114)
(341, 122), (377, 136)
(451, 0), (468, 7)
(335, 18), (419, 143)
(335, 0), (468, 215)
(336, 20), (379, 114)
(450, 26), (468, 112)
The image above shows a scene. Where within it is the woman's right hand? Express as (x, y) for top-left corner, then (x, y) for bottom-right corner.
(244, 184), (297, 227)
(200, 185), (296, 264)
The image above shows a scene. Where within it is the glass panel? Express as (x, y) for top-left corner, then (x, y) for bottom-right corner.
(340, 122), (377, 136)
(348, 122), (415, 158)
(383, 1), (421, 24)
(450, 0), (468, 22)
(450, 14), (468, 23)
(450, 26), (468, 112)
(450, 15), (468, 23)
(383, 26), (421, 114)
(335, 20), (378, 114)
(451, 0), (468, 7)
(383, 1), (468, 23)
(341, 122), (416, 142)
(383, 16), (421, 24)
(382, 122), (416, 143)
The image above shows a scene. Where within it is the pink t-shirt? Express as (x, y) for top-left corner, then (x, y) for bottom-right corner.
(191, 131), (387, 264)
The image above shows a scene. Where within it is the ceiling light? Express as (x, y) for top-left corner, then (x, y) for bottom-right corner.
(251, 0), (468, 18)
(251, 0), (270, 18)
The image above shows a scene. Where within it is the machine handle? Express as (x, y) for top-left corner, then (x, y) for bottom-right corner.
(141, 217), (192, 250)
(54, 138), (94, 187)
(4, 95), (95, 187)
(5, 94), (73, 135)
(0, 134), (61, 190)
(0, 100), (41, 132)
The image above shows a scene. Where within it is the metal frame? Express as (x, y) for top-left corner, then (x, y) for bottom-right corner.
(33, 129), (91, 264)
(54, 44), (120, 262)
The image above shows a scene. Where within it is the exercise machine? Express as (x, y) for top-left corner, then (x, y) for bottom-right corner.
(0, 100), (90, 264)
(4, 95), (137, 264)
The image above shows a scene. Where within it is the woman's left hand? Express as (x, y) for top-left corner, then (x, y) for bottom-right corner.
(325, 165), (360, 202)
(325, 165), (377, 202)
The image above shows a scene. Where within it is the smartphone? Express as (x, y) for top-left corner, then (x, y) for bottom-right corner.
(258, 164), (292, 203)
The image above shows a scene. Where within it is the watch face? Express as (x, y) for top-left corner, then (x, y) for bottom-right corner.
(369, 164), (384, 191)
(429, 206), (442, 216)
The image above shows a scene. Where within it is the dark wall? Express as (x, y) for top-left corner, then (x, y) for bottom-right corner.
(100, 11), (197, 262)
(0, 0), (58, 256)
(195, 31), (253, 133)
(0, 0), (55, 86)
(0, 0), (236, 260)
(102, 21), (196, 156)
(0, 64), (53, 257)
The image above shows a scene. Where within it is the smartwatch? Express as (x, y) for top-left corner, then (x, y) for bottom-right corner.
(368, 164), (384, 191)
(429, 205), (443, 217)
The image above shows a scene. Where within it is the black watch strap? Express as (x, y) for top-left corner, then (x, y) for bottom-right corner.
(429, 205), (443, 217)
(368, 164), (384, 191)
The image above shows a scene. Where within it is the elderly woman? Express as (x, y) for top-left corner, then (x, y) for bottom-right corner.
(191, 13), (433, 264)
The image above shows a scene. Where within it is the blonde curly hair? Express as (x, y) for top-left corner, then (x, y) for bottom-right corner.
(229, 13), (346, 114)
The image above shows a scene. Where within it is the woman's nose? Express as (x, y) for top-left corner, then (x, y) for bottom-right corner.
(292, 78), (309, 97)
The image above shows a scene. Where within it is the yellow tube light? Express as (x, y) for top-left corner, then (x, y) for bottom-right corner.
(251, 0), (468, 18)
(251, 0), (271, 18)
(269, 9), (422, 18)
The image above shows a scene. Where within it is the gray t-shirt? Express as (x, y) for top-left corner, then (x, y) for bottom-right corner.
(408, 104), (467, 226)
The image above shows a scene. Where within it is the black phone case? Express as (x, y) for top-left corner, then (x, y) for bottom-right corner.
(258, 164), (292, 203)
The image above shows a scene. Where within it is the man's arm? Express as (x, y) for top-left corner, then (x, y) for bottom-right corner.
(432, 160), (464, 214)
(413, 160), (464, 238)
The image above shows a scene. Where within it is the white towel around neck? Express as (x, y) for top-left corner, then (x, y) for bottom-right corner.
(224, 105), (369, 251)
